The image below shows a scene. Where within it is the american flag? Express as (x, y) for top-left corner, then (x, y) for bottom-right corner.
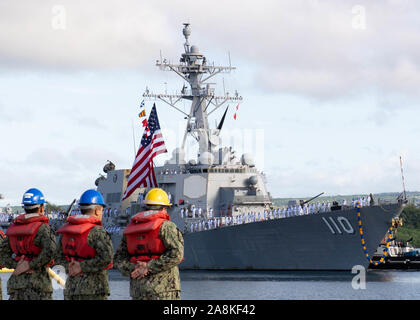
(122, 103), (167, 200)
(233, 103), (239, 120)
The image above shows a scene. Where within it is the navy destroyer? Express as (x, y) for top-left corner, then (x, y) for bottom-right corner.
(94, 24), (404, 271)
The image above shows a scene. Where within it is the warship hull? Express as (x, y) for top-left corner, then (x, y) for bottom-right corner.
(109, 202), (402, 271)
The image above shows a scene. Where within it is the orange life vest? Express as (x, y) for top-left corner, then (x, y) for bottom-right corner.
(124, 210), (170, 263)
(6, 213), (50, 262)
(56, 215), (113, 269)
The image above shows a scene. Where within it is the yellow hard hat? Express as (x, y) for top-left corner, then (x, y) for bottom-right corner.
(144, 188), (171, 206)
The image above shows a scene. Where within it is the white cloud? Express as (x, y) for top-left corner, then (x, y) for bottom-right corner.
(0, 146), (126, 205)
(2, 0), (420, 100)
(0, 0), (173, 70)
(267, 152), (420, 198)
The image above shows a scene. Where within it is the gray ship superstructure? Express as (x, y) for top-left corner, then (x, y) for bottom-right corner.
(96, 23), (404, 270)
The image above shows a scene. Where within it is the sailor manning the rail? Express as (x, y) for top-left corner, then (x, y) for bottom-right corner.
(114, 188), (184, 300)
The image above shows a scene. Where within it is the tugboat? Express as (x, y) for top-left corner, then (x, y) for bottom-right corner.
(369, 218), (420, 269)
(93, 23), (404, 270)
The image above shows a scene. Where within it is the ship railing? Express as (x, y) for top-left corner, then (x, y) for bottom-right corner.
(104, 225), (122, 235)
(181, 199), (381, 234)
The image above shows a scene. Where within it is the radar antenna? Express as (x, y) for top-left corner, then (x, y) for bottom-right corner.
(143, 24), (242, 157)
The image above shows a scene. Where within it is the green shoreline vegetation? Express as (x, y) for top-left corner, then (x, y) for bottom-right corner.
(394, 205), (420, 247)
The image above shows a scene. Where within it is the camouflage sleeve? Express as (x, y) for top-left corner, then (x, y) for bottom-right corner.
(147, 221), (184, 274)
(80, 226), (113, 273)
(113, 235), (136, 277)
(0, 235), (18, 269)
(28, 224), (57, 270)
(54, 235), (70, 271)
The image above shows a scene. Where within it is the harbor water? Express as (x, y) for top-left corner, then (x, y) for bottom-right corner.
(2, 269), (420, 300)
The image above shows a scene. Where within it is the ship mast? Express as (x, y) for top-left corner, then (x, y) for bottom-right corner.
(143, 23), (242, 161)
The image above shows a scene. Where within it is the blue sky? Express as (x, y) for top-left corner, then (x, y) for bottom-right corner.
(1, 0), (420, 205)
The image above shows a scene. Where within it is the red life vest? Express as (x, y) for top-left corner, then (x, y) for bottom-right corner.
(56, 215), (113, 269)
(6, 213), (50, 262)
(124, 210), (170, 263)
(0, 229), (5, 268)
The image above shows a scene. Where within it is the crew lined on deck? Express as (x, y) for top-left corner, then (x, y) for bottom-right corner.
(183, 196), (373, 233)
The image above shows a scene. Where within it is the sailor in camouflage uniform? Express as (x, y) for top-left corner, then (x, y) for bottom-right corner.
(0, 188), (56, 300)
(114, 188), (184, 300)
(55, 189), (113, 300)
(0, 228), (5, 300)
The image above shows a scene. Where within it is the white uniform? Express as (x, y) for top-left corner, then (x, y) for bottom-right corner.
(298, 206), (303, 215)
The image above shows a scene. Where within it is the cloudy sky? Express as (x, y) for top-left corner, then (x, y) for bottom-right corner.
(1, 0), (420, 206)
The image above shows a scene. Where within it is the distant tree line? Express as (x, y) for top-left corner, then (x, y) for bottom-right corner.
(396, 205), (420, 247)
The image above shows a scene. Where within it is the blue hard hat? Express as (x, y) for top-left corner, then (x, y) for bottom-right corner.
(22, 188), (46, 205)
(79, 189), (106, 207)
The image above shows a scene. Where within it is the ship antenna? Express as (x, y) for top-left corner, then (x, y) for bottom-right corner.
(400, 156), (407, 201)
(183, 23), (191, 53)
(143, 23), (242, 158)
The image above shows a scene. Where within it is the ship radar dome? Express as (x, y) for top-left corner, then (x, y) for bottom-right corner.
(241, 153), (255, 167)
(190, 45), (200, 54)
(199, 152), (214, 166)
(248, 175), (258, 186)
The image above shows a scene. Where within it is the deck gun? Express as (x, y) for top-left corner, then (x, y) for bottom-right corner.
(299, 192), (325, 207)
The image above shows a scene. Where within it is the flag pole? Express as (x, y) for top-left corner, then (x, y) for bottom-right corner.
(152, 159), (160, 188)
